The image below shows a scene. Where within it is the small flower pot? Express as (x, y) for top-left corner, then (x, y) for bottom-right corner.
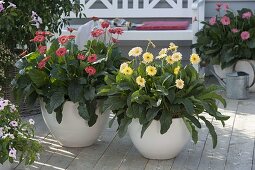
(41, 100), (109, 147)
(235, 60), (255, 92)
(0, 162), (11, 170)
(128, 118), (190, 160)
(213, 64), (234, 79)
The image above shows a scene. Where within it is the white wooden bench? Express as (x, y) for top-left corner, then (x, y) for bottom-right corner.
(64, 0), (205, 40)
(63, 0), (206, 70)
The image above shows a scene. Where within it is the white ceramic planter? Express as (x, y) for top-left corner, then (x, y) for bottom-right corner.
(235, 60), (255, 92)
(213, 64), (234, 79)
(41, 101), (109, 147)
(128, 118), (190, 160)
(0, 162), (11, 170)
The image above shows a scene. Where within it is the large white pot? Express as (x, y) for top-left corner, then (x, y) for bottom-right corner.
(128, 118), (190, 160)
(235, 60), (255, 92)
(0, 162), (11, 170)
(213, 64), (234, 79)
(41, 101), (109, 147)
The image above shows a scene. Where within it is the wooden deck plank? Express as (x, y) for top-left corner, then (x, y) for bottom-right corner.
(66, 131), (117, 170)
(197, 99), (238, 170)
(118, 146), (148, 170)
(14, 92), (255, 170)
(170, 113), (212, 170)
(145, 159), (173, 170)
(93, 134), (133, 170)
(225, 100), (255, 170)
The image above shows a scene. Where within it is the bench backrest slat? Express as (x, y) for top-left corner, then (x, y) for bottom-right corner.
(70, 0), (195, 18)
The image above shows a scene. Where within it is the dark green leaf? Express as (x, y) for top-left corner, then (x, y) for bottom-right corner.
(160, 109), (172, 134)
(28, 70), (48, 87)
(68, 80), (82, 103)
(118, 116), (132, 138)
(199, 116), (217, 148)
(78, 103), (90, 120)
(146, 107), (161, 121)
(141, 120), (152, 138)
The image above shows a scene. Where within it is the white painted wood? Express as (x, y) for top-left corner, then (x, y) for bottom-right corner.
(120, 27), (193, 41)
(66, 0), (205, 18)
(133, 0), (139, 9)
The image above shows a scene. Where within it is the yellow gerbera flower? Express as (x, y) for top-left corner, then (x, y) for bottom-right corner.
(166, 55), (175, 64)
(128, 47), (143, 57)
(156, 54), (167, 59)
(172, 52), (182, 62)
(122, 66), (133, 76)
(136, 76), (146, 87)
(190, 53), (201, 64)
(174, 66), (180, 75)
(146, 66), (157, 76)
(159, 48), (168, 55)
(175, 79), (184, 89)
(143, 52), (154, 63)
(168, 43), (178, 52)
(120, 62), (129, 73)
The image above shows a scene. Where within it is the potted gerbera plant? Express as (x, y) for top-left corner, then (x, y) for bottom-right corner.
(193, 4), (255, 81)
(0, 97), (42, 170)
(99, 42), (230, 159)
(12, 22), (126, 147)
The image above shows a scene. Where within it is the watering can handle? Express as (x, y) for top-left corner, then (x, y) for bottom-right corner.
(234, 60), (255, 88)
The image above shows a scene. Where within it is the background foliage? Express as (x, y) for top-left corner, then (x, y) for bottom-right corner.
(0, 0), (84, 51)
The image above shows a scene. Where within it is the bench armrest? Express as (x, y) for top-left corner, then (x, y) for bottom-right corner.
(192, 0), (205, 10)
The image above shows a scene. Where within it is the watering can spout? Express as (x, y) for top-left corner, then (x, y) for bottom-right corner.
(210, 70), (226, 88)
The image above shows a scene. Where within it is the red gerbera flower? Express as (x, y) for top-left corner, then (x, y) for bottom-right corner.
(77, 54), (86, 60)
(56, 47), (67, 57)
(85, 66), (96, 76)
(114, 28), (124, 35)
(87, 54), (97, 63)
(101, 21), (110, 29)
(35, 31), (44, 36)
(108, 28), (116, 34)
(33, 35), (45, 42)
(91, 29), (104, 38)
(38, 61), (46, 69)
(38, 45), (47, 54)
(68, 35), (76, 40)
(58, 35), (69, 45)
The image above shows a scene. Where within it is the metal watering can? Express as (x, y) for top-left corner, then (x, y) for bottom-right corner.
(211, 71), (255, 100)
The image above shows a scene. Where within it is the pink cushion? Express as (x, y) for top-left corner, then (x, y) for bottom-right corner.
(136, 21), (189, 30)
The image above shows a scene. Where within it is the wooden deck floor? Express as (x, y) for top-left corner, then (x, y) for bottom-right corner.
(14, 93), (255, 170)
